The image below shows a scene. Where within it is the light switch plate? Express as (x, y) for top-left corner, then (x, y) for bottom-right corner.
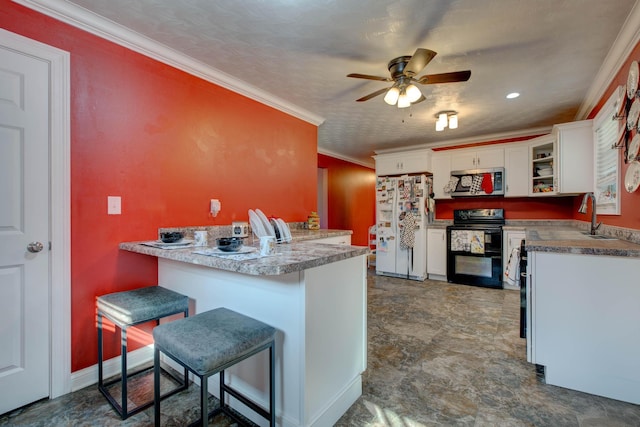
(108, 196), (121, 215)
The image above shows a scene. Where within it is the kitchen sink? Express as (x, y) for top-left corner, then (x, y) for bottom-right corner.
(581, 232), (617, 240)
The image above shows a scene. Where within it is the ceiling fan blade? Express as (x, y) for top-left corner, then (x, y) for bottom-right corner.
(347, 73), (392, 82)
(356, 87), (389, 102)
(404, 48), (437, 76)
(418, 70), (471, 85)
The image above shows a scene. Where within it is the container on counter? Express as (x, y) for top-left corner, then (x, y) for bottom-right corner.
(308, 212), (320, 230)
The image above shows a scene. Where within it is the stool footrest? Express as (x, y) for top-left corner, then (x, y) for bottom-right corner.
(221, 382), (271, 421)
(98, 365), (187, 418)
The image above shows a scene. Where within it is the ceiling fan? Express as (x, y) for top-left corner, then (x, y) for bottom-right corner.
(347, 48), (471, 108)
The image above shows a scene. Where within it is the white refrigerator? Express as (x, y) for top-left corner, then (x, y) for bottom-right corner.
(375, 174), (432, 281)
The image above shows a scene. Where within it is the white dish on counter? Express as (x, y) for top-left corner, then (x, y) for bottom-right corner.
(248, 209), (267, 238)
(277, 218), (292, 242)
(255, 209), (275, 237)
(195, 247), (257, 256)
(142, 239), (194, 248)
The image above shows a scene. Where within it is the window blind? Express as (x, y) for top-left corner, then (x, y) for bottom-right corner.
(593, 86), (622, 215)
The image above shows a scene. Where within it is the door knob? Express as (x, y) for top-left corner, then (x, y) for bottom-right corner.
(27, 241), (44, 253)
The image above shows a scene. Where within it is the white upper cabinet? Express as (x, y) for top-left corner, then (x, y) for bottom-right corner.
(529, 120), (594, 196)
(529, 133), (557, 195)
(431, 151), (452, 199)
(374, 149), (431, 176)
(450, 146), (504, 170)
(554, 120), (594, 195)
(504, 144), (530, 197)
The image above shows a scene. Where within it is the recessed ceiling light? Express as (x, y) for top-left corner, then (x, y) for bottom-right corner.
(506, 92), (520, 99)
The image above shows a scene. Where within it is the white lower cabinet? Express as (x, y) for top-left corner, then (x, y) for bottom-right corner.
(528, 251), (640, 404)
(427, 228), (447, 280)
(502, 229), (525, 288)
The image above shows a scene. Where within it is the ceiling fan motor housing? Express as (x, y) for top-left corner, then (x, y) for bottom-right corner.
(388, 56), (413, 78)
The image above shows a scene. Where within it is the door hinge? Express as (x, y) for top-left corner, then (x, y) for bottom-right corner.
(49, 241), (52, 250)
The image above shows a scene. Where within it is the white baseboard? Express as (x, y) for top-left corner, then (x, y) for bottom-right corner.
(309, 375), (362, 427)
(70, 345), (154, 392)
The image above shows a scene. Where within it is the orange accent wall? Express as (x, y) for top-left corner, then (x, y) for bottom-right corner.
(585, 40), (640, 229)
(2, 1), (317, 371)
(317, 155), (376, 245)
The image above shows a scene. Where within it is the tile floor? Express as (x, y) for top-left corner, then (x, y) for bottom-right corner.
(1, 272), (639, 426)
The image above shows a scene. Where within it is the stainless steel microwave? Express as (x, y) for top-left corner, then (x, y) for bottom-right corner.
(449, 167), (505, 197)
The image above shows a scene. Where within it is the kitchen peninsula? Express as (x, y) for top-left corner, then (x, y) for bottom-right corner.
(120, 232), (368, 427)
(524, 226), (640, 405)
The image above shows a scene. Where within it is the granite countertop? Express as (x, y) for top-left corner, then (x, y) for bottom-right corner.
(524, 226), (640, 257)
(120, 230), (367, 276)
(288, 228), (352, 241)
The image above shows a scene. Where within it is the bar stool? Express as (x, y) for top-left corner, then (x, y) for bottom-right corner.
(153, 307), (276, 426)
(97, 286), (189, 419)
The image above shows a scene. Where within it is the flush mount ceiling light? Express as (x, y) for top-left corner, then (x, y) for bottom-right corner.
(435, 110), (458, 131)
(506, 92), (520, 99)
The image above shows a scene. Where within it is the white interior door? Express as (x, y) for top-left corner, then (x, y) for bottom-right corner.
(0, 43), (51, 414)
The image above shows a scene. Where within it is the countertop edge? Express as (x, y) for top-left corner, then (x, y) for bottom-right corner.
(120, 230), (368, 276)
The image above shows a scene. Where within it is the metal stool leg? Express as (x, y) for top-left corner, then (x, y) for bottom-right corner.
(121, 326), (128, 417)
(154, 347), (161, 427)
(97, 313), (104, 387)
(201, 373), (209, 427)
(270, 342), (275, 426)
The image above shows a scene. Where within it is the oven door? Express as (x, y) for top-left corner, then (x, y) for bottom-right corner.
(446, 226), (503, 288)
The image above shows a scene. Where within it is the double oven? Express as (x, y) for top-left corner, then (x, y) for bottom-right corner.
(446, 209), (504, 289)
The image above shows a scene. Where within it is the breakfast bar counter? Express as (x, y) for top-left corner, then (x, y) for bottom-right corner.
(120, 237), (368, 427)
(119, 239), (367, 276)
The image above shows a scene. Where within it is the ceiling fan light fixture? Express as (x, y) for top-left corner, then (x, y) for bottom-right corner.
(397, 91), (411, 108)
(405, 84), (422, 103)
(384, 87), (400, 105)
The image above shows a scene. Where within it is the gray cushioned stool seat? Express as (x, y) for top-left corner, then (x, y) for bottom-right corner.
(97, 286), (189, 419)
(97, 286), (188, 326)
(153, 307), (276, 426)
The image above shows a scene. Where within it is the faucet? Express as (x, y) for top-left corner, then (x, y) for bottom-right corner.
(578, 192), (601, 235)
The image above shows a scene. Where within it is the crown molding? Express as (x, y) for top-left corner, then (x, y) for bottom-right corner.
(12, 0), (325, 126)
(576, 0), (640, 119)
(373, 126), (552, 155)
(318, 148), (375, 169)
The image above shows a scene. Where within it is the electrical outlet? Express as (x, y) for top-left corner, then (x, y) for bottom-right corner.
(210, 199), (221, 216)
(108, 196), (121, 215)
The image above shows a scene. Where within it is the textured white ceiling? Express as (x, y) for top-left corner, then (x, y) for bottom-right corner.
(26, 0), (639, 165)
